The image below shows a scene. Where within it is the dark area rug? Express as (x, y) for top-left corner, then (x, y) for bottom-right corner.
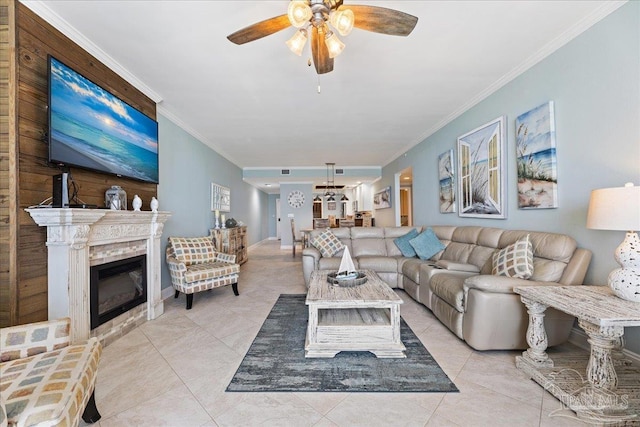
(227, 294), (458, 393)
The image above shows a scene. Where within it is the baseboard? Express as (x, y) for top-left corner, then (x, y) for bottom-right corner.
(569, 327), (640, 364)
(161, 286), (175, 301)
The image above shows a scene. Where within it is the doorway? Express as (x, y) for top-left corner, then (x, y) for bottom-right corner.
(276, 198), (281, 239)
(398, 167), (413, 226)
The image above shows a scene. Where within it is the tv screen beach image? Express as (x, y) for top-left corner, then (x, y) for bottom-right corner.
(49, 57), (159, 183)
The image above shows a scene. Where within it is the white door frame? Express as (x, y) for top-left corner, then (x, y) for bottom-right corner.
(276, 198), (281, 239)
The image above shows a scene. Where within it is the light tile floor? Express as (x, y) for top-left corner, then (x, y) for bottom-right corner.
(84, 240), (590, 426)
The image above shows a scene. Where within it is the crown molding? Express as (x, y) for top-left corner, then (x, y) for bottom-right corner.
(387, 0), (628, 166)
(21, 0), (163, 103)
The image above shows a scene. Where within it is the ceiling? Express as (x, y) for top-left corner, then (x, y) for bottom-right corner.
(25, 1), (622, 192)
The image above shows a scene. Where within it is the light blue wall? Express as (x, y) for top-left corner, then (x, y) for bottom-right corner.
(279, 183), (314, 247)
(157, 115), (269, 290)
(382, 2), (640, 352)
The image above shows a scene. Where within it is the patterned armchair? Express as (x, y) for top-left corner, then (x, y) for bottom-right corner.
(0, 318), (101, 427)
(166, 236), (240, 309)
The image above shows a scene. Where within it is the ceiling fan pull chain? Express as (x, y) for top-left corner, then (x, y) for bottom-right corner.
(317, 75), (321, 94)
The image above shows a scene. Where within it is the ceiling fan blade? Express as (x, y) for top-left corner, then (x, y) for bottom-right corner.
(227, 14), (291, 45)
(311, 26), (334, 74)
(346, 5), (418, 36)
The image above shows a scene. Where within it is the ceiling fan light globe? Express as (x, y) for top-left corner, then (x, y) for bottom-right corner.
(325, 32), (345, 58)
(286, 29), (308, 56)
(330, 9), (354, 36)
(288, 1), (312, 28)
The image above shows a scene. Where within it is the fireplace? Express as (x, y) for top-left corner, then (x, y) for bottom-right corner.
(90, 255), (147, 329)
(26, 208), (171, 345)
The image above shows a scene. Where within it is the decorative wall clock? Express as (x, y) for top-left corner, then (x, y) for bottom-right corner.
(287, 190), (305, 208)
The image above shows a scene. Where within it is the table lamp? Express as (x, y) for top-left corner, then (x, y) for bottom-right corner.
(586, 182), (640, 302)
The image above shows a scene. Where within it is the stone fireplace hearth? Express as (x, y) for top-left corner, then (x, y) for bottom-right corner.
(26, 208), (171, 345)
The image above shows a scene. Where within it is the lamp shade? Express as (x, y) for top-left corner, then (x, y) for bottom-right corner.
(287, 1), (312, 28)
(286, 29), (308, 56)
(330, 8), (355, 36)
(586, 183), (640, 231)
(325, 31), (345, 58)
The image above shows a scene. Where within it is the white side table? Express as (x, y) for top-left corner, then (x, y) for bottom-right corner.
(514, 285), (640, 424)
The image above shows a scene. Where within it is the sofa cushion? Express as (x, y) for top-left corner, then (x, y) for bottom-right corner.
(531, 259), (567, 282)
(435, 260), (480, 273)
(409, 228), (445, 260)
(402, 259), (427, 283)
(184, 262), (240, 283)
(318, 256), (345, 272)
(492, 234), (533, 279)
(312, 229), (345, 257)
(430, 274), (466, 312)
(352, 238), (387, 257)
(357, 256), (398, 273)
(393, 229), (419, 257)
(169, 237), (216, 266)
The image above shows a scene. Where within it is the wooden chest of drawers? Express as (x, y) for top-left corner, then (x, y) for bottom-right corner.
(209, 226), (247, 265)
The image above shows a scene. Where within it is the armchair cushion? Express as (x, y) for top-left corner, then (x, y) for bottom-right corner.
(0, 318), (101, 427)
(169, 236), (216, 266)
(492, 234), (533, 279)
(393, 229), (419, 258)
(1, 339), (101, 427)
(184, 261), (240, 283)
(311, 229), (344, 257)
(409, 228), (445, 260)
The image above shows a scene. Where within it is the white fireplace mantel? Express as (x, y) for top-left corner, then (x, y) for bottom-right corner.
(26, 208), (171, 343)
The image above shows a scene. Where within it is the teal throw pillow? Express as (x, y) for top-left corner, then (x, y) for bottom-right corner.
(409, 228), (445, 260)
(394, 229), (419, 257)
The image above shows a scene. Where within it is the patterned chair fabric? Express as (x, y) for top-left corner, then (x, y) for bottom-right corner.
(0, 318), (101, 427)
(166, 236), (240, 309)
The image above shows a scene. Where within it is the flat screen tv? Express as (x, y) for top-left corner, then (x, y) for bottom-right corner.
(48, 56), (159, 184)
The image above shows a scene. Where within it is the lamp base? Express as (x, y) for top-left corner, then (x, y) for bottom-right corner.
(608, 268), (640, 302)
(609, 231), (640, 302)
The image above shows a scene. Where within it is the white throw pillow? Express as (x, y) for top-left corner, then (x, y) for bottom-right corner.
(492, 234), (534, 279)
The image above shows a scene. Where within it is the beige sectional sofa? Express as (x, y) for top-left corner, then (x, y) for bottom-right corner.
(302, 226), (592, 351)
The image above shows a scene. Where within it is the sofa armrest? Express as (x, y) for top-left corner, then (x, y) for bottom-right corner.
(464, 274), (561, 295)
(302, 247), (322, 287)
(215, 252), (237, 264)
(0, 318), (71, 362)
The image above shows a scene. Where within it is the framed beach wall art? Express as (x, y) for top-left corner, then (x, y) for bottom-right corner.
(211, 183), (231, 212)
(373, 187), (392, 209)
(438, 149), (456, 213)
(515, 101), (558, 209)
(457, 116), (507, 219)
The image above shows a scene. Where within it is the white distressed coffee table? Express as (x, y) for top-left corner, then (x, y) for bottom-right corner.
(305, 269), (406, 358)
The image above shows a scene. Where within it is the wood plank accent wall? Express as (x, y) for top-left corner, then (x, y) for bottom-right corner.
(0, 0), (15, 326)
(1, 2), (158, 327)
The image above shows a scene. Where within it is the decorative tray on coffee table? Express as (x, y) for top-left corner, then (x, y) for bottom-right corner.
(326, 271), (368, 287)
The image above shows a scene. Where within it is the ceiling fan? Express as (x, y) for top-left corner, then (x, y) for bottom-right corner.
(227, 0), (418, 74)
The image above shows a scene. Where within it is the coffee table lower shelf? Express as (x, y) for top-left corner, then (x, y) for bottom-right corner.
(305, 306), (406, 358)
